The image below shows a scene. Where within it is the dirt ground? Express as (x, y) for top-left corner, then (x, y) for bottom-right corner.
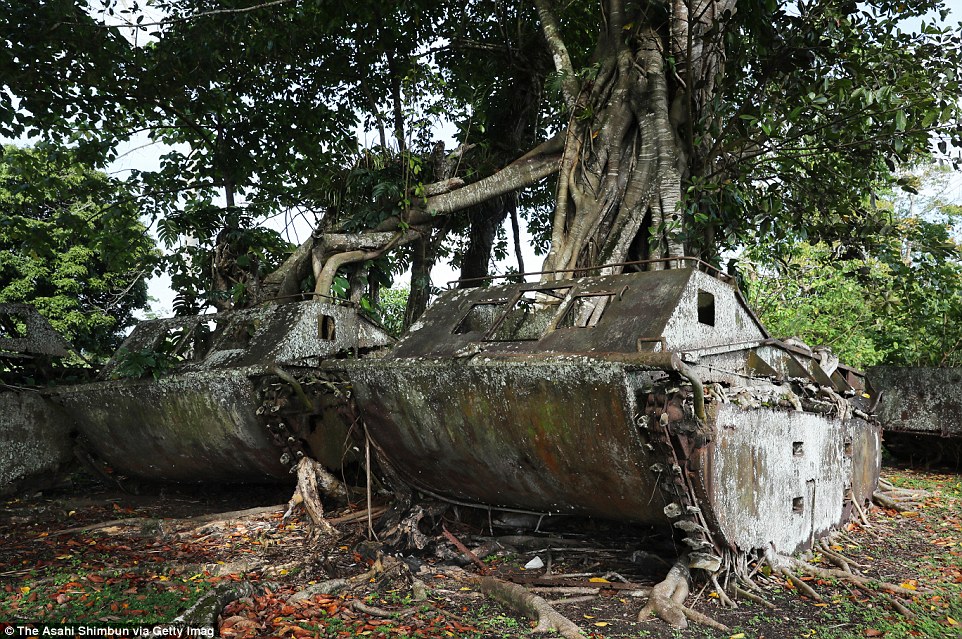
(0, 462), (959, 639)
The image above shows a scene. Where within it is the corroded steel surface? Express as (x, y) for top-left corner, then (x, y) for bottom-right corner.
(0, 391), (74, 495)
(397, 268), (767, 358)
(705, 407), (878, 553)
(345, 268), (881, 562)
(868, 366), (962, 466)
(868, 366), (962, 437)
(0, 305), (76, 494)
(50, 300), (391, 483)
(52, 368), (288, 482)
(350, 358), (670, 523)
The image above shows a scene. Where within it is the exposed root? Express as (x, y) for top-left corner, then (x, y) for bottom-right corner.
(851, 498), (873, 528)
(479, 575), (586, 638)
(711, 574), (736, 608)
(877, 478), (928, 496)
(638, 558), (689, 628)
(759, 531), (925, 619)
(733, 584), (775, 609)
(778, 567), (823, 602)
(888, 596), (916, 618)
(530, 586), (607, 596)
(678, 604), (731, 632)
(287, 556), (407, 604)
(172, 581), (256, 628)
(637, 557), (730, 632)
(411, 579), (429, 602)
(286, 457), (348, 536)
(547, 595), (598, 606)
(873, 478), (929, 510)
(377, 501), (448, 550)
(816, 538), (857, 574)
(351, 599), (418, 618)
(790, 558), (931, 597)
(287, 578), (349, 603)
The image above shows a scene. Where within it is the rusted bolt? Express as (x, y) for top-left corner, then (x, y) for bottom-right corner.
(663, 503), (683, 518)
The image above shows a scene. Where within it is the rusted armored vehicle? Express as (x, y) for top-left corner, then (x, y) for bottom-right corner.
(343, 264), (880, 572)
(0, 304), (76, 495)
(50, 300), (393, 484)
(868, 366), (962, 468)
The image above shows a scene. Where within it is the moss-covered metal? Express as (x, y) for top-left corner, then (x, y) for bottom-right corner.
(0, 304), (76, 495)
(0, 390), (74, 495)
(868, 366), (962, 467)
(49, 300), (391, 483)
(342, 268), (881, 573)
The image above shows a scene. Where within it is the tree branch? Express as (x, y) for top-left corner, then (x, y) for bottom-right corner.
(532, 0), (579, 109)
(313, 230), (421, 296)
(374, 141), (563, 231)
(97, 0), (295, 30)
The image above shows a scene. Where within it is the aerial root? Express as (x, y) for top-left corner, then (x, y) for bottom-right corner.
(711, 574), (736, 609)
(478, 575), (586, 638)
(285, 457), (349, 537)
(638, 558), (730, 632)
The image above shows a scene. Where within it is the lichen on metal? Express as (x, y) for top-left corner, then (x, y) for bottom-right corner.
(342, 267), (881, 574)
(50, 300), (393, 483)
(0, 391), (74, 495)
(868, 366), (962, 466)
(0, 303), (72, 359)
(0, 304), (76, 494)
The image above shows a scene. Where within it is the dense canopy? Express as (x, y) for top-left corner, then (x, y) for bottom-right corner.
(0, 144), (155, 358)
(2, 0), (961, 336)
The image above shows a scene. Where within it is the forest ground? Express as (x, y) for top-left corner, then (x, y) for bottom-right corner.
(0, 462), (959, 639)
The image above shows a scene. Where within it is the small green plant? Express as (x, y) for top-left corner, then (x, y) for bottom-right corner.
(110, 347), (178, 379)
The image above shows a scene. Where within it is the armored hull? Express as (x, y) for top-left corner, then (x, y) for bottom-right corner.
(0, 304), (76, 495)
(345, 268), (880, 563)
(49, 300), (392, 483)
(868, 366), (962, 468)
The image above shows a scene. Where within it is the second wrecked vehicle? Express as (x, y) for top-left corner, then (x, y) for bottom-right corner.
(49, 300), (393, 484)
(868, 366), (962, 468)
(343, 263), (881, 578)
(0, 304), (77, 495)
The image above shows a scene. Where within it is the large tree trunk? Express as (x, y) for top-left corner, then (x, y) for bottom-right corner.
(539, 0), (735, 277)
(403, 236), (438, 330)
(265, 1), (736, 300)
(458, 196), (514, 287)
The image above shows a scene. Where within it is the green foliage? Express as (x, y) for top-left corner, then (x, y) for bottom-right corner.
(680, 0), (962, 263)
(157, 207), (294, 314)
(2, 0), (961, 309)
(744, 189), (962, 368)
(746, 244), (894, 367)
(110, 346), (178, 380)
(376, 287), (409, 338)
(0, 144), (156, 357)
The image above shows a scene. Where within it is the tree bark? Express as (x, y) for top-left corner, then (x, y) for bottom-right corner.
(538, 0), (737, 277)
(458, 196), (513, 286)
(403, 235), (437, 330)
